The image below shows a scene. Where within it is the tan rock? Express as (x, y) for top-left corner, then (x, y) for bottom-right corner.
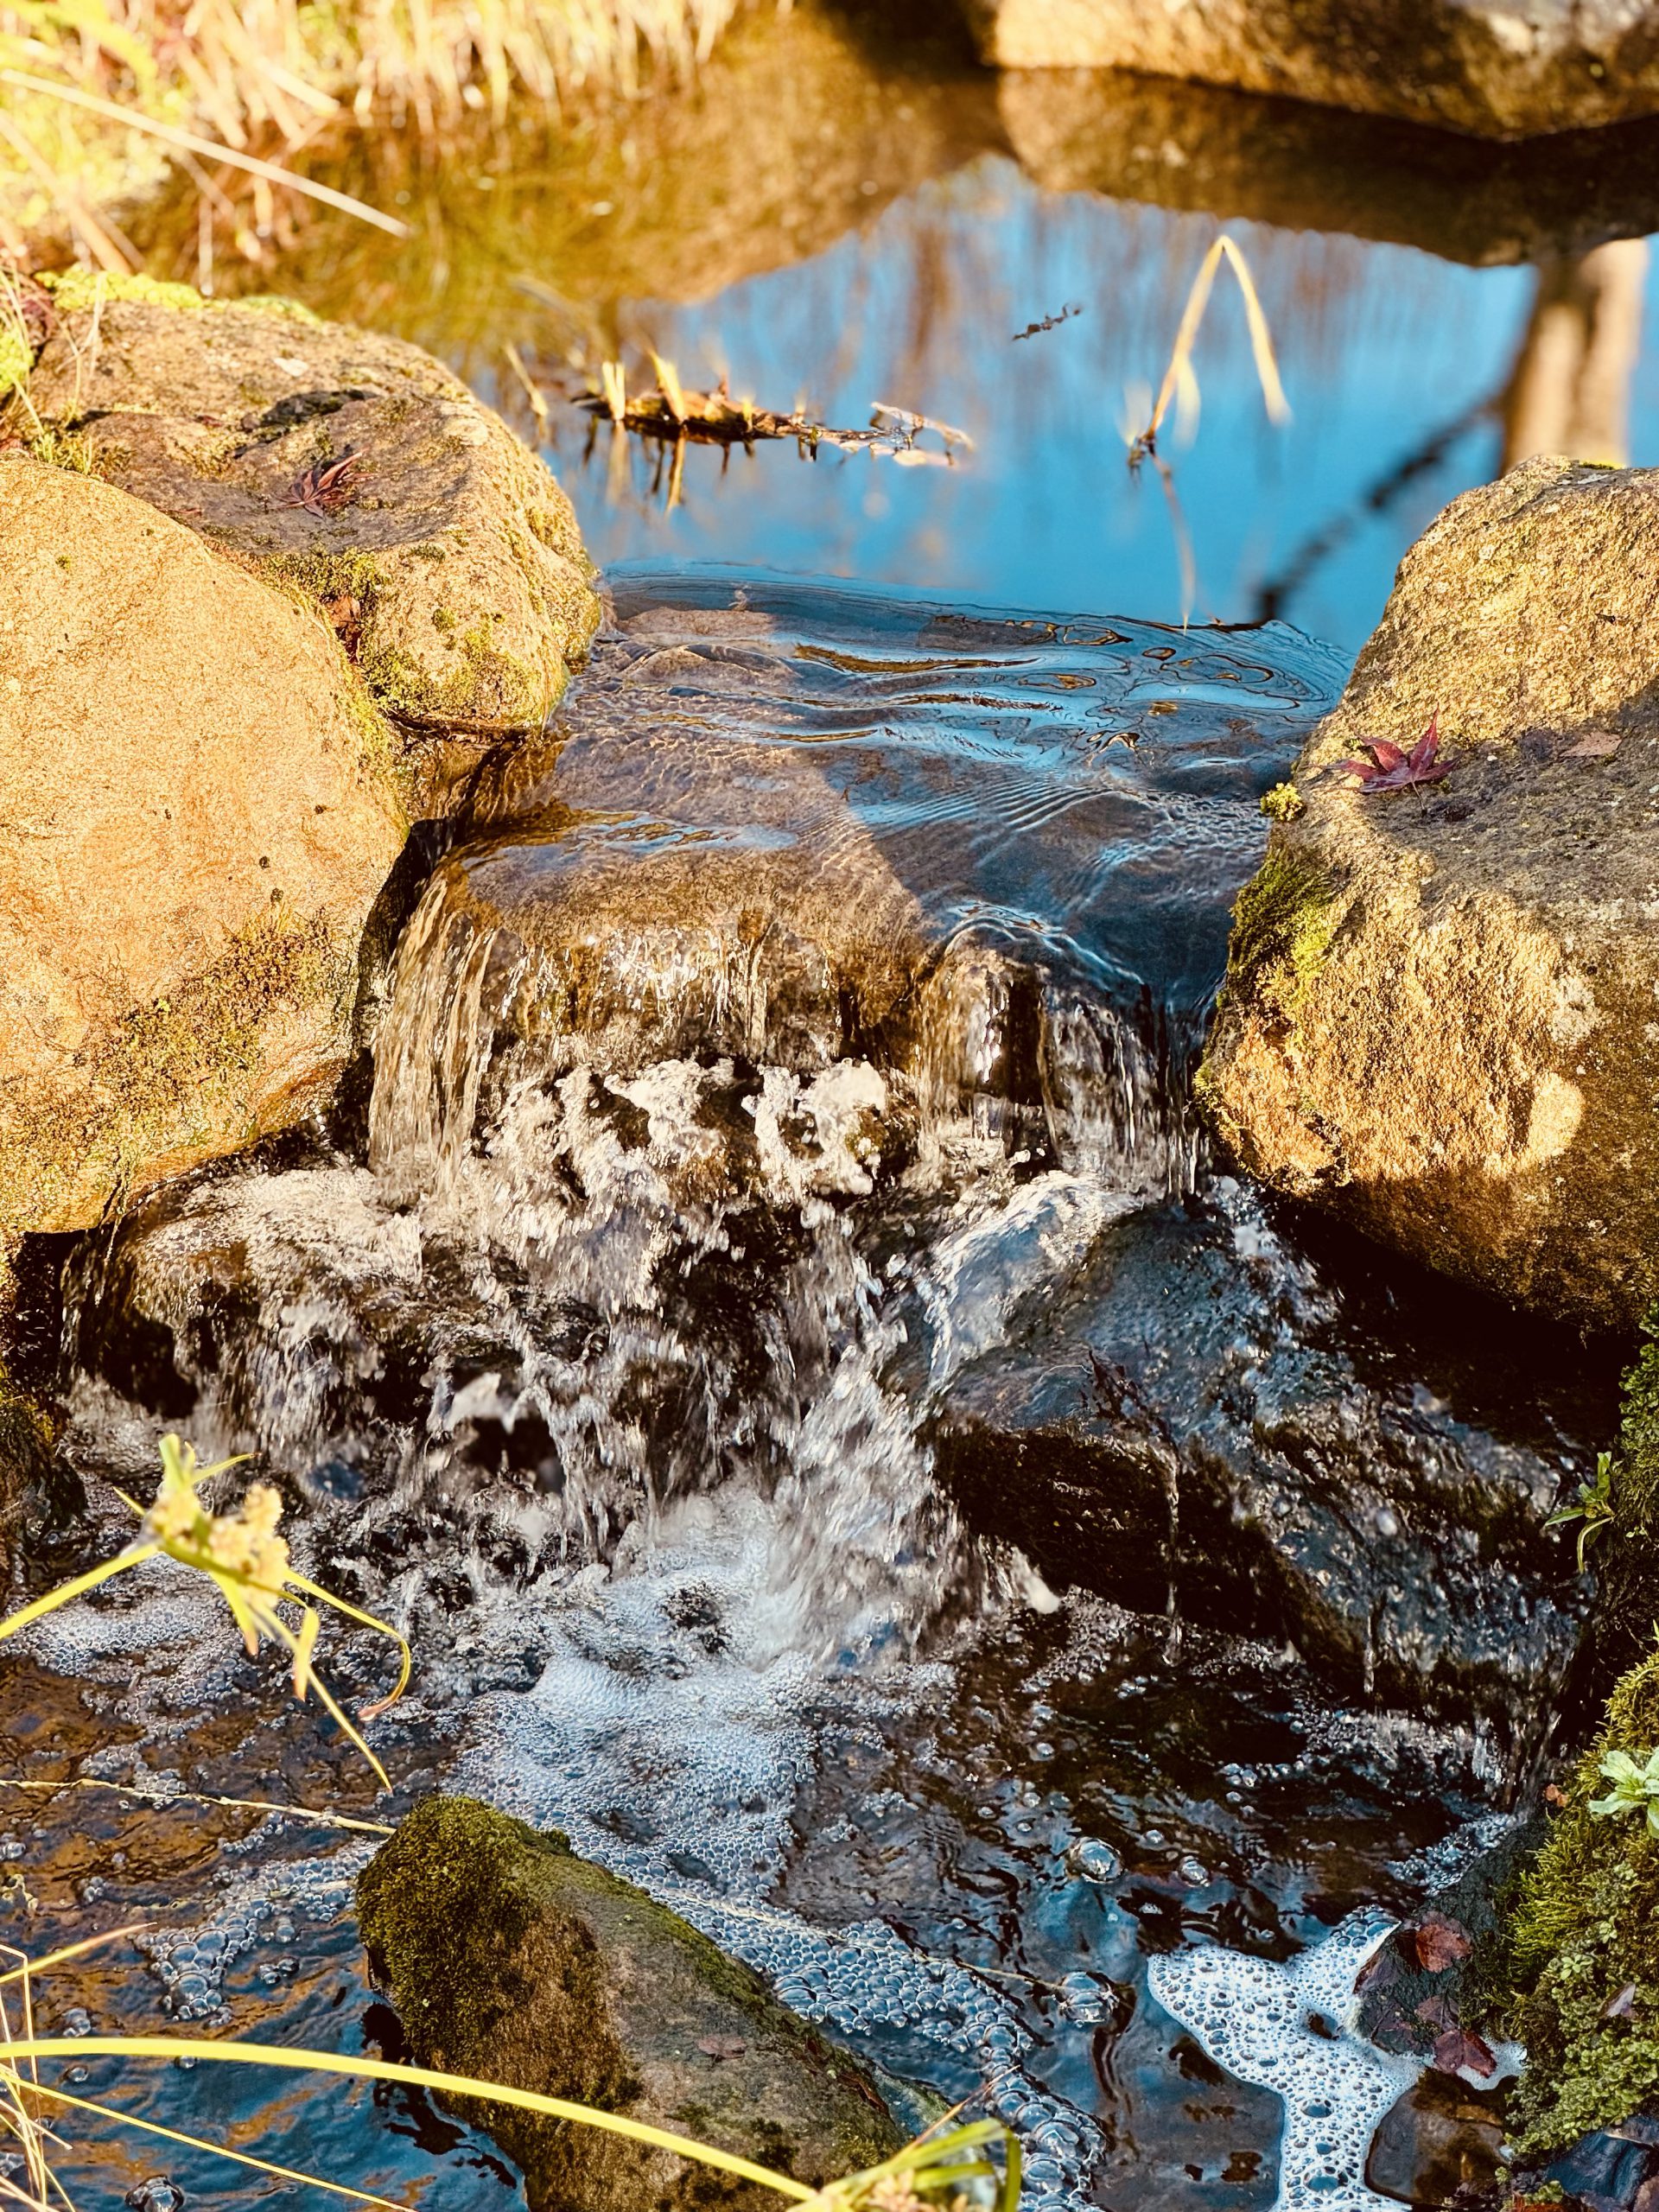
(1202, 456), (1659, 1331)
(25, 276), (598, 734)
(963, 0), (1659, 139)
(0, 454), (405, 1240)
(996, 67), (1659, 268)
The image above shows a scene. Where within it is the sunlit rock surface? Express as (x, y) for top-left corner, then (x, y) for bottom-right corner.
(25, 279), (597, 735)
(0, 455), (404, 1243)
(1204, 456), (1659, 1332)
(963, 0), (1659, 138)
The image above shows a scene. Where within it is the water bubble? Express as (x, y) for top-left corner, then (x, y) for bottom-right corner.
(124, 2181), (183, 2212)
(1057, 1971), (1115, 2024)
(1066, 1837), (1122, 1883)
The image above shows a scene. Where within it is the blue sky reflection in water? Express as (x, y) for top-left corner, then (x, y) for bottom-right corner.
(516, 154), (1657, 652)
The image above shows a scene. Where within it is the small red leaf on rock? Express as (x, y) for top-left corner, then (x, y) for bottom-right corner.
(1410, 1913), (1473, 1973)
(1333, 717), (1451, 794)
(1432, 2026), (1497, 2079)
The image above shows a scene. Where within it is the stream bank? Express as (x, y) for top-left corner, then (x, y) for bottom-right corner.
(7, 11), (1659, 2207)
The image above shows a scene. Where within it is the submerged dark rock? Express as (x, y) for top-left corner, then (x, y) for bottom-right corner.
(356, 1795), (904, 2212)
(1366, 2070), (1509, 2208)
(928, 1188), (1590, 1732)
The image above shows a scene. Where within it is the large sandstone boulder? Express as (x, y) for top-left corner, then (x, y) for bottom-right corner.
(1203, 456), (1659, 1332)
(0, 454), (405, 1243)
(961, 0), (1659, 139)
(357, 1796), (903, 2212)
(24, 275), (598, 734)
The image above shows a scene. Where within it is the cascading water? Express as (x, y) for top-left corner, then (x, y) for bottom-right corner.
(5, 575), (1618, 2210)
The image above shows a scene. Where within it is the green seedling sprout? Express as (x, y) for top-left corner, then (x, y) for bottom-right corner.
(1588, 1745), (1659, 1835)
(1546, 1449), (1618, 1572)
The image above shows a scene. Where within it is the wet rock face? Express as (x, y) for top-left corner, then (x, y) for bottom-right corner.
(961, 0), (1659, 139)
(928, 1185), (1591, 1732)
(0, 454), (404, 1243)
(1365, 2072), (1507, 2208)
(356, 1796), (904, 2212)
(25, 278), (597, 735)
(370, 573), (1341, 1202)
(1202, 457), (1659, 1332)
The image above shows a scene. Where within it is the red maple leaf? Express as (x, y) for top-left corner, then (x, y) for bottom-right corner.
(1410, 1912), (1473, 1973)
(1432, 2024), (1497, 2079)
(1333, 715), (1450, 793)
(279, 448), (365, 518)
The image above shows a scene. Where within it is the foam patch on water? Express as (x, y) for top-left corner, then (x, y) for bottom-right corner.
(1148, 1912), (1415, 2212)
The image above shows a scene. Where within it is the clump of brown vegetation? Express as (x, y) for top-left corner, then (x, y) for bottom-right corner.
(0, 0), (752, 273)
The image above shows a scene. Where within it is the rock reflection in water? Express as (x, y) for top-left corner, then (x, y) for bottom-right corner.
(6, 576), (1618, 2209)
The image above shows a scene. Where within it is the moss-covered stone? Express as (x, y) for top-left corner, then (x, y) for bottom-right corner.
(26, 284), (598, 735)
(1200, 457), (1659, 1331)
(1503, 1649), (1659, 2154)
(357, 1795), (902, 2212)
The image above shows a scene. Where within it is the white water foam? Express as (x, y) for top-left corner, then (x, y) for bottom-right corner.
(1148, 1912), (1412, 2212)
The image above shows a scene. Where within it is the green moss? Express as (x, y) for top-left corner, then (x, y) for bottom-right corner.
(24, 424), (93, 474)
(1226, 848), (1338, 1026)
(1580, 1315), (1659, 1669)
(357, 1795), (900, 2211)
(39, 269), (206, 315)
(1261, 780), (1306, 823)
(1504, 1646), (1659, 2153)
(357, 615), (548, 729)
(236, 294), (323, 323)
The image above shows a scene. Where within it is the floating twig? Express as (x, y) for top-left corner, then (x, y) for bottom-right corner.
(1013, 302), (1084, 341)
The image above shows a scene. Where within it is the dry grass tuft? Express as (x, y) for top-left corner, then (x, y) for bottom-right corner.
(0, 0), (753, 270)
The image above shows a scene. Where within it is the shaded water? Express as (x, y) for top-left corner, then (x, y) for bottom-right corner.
(10, 13), (1652, 2208)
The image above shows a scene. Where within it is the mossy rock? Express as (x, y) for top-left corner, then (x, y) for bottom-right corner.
(1202, 457), (1659, 1332)
(356, 1796), (903, 2212)
(0, 454), (405, 1238)
(23, 281), (597, 736)
(1503, 1647), (1659, 2155)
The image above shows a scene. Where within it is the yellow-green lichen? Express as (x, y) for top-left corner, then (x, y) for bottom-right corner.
(236, 294), (323, 323)
(39, 269), (207, 315)
(1226, 848), (1338, 1026)
(1261, 781), (1306, 823)
(358, 615), (550, 730)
